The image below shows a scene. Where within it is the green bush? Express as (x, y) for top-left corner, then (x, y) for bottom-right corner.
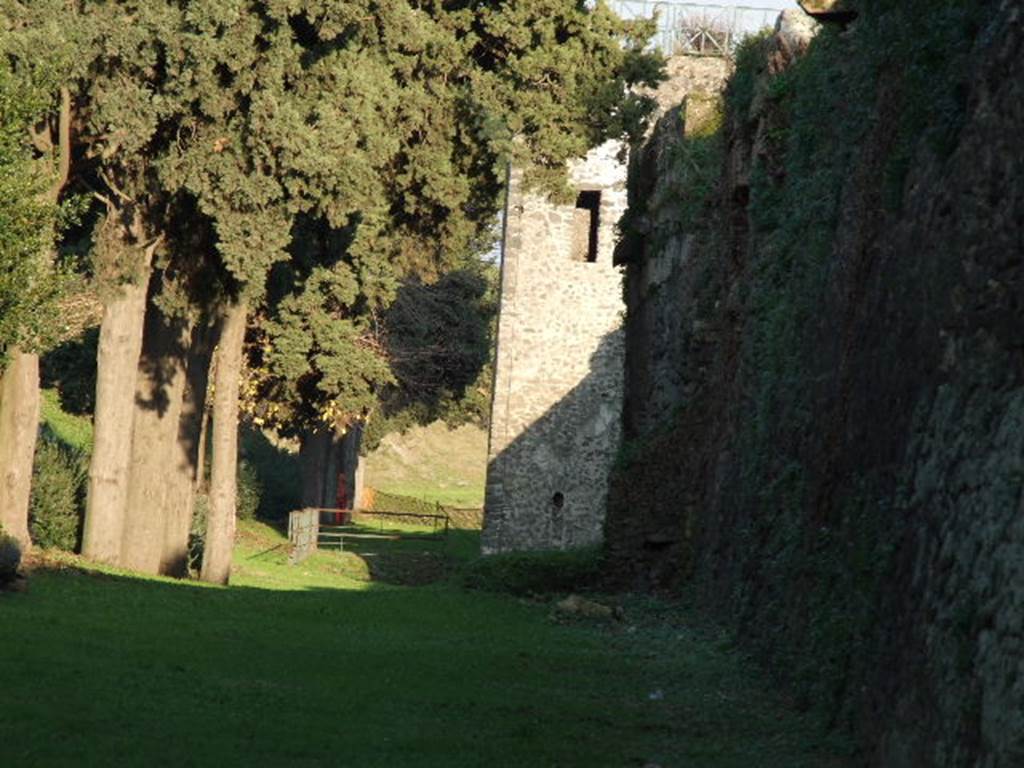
(0, 528), (21, 582)
(188, 459), (260, 572)
(460, 547), (605, 596)
(239, 427), (300, 520)
(237, 459), (262, 521)
(188, 494), (208, 574)
(29, 433), (87, 551)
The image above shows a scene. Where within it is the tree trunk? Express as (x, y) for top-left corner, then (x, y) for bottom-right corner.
(82, 222), (158, 564)
(195, 396), (211, 495)
(119, 304), (190, 574)
(200, 298), (246, 585)
(160, 316), (217, 576)
(0, 350), (40, 548)
(299, 423), (364, 512)
(299, 428), (332, 508)
(0, 88), (74, 549)
(337, 423), (364, 510)
(323, 433), (341, 510)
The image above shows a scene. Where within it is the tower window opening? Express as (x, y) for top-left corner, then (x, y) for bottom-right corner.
(572, 190), (601, 263)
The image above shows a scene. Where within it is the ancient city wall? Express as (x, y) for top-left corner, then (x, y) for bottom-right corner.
(608, 3), (1024, 764)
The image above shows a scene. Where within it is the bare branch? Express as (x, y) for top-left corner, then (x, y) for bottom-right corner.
(144, 233), (166, 260)
(46, 87), (73, 203)
(28, 122), (53, 155)
(92, 191), (114, 209)
(100, 169), (134, 204)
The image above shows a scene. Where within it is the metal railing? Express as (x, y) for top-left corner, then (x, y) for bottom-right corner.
(318, 509), (450, 551)
(609, 2), (781, 56)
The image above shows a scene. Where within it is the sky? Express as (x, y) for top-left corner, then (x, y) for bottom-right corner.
(635, 0), (797, 8)
(607, 0), (801, 43)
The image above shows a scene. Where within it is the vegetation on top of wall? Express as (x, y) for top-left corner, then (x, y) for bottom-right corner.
(725, 30), (774, 127)
(617, 92), (726, 269)
(661, 116), (724, 238)
(613, 0), (1003, 746)
(714, 0), (995, 726)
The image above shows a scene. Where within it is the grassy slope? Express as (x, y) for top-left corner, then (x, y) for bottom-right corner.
(37, 390), (486, 513)
(363, 421), (488, 507)
(39, 387), (93, 450)
(0, 522), (849, 767)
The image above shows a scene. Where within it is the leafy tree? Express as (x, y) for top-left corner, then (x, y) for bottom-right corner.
(363, 262), (498, 450)
(234, 0), (661, 512)
(0, 13), (76, 547)
(0, 67), (56, 355)
(6, 0), (660, 582)
(165, 0), (661, 578)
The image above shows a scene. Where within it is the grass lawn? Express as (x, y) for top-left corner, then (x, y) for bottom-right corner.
(0, 522), (850, 767)
(363, 421), (487, 508)
(39, 387), (93, 450)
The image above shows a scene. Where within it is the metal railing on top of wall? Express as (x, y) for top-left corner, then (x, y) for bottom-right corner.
(608, 1), (782, 56)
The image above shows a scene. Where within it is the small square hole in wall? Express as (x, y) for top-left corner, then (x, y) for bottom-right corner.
(572, 190), (601, 263)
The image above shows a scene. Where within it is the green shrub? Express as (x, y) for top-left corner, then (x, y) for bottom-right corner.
(240, 427), (300, 520)
(0, 528), (21, 582)
(460, 547), (605, 596)
(188, 459), (258, 572)
(237, 459), (262, 520)
(29, 433), (87, 551)
(188, 494), (208, 574)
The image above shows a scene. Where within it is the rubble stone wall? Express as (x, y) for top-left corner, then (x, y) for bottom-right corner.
(607, 3), (1024, 763)
(482, 142), (628, 554)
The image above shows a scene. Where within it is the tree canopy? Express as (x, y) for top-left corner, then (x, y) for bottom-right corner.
(0, 0), (662, 580)
(0, 44), (63, 359)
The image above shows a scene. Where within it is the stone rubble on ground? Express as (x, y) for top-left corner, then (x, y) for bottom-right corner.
(553, 593), (621, 620)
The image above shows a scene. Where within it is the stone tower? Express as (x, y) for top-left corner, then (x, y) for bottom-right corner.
(482, 140), (628, 554)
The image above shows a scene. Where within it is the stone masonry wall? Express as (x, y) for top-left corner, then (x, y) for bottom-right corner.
(482, 57), (734, 556)
(608, 4), (1024, 764)
(482, 141), (627, 554)
(618, 85), (729, 439)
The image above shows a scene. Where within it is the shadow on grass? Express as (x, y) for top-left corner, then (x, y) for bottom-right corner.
(310, 526), (482, 587)
(1, 555), (853, 768)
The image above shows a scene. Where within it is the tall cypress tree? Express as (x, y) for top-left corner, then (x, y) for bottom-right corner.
(0, 10), (77, 547)
(6, 0), (660, 581)
(233, 0), (663, 519)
